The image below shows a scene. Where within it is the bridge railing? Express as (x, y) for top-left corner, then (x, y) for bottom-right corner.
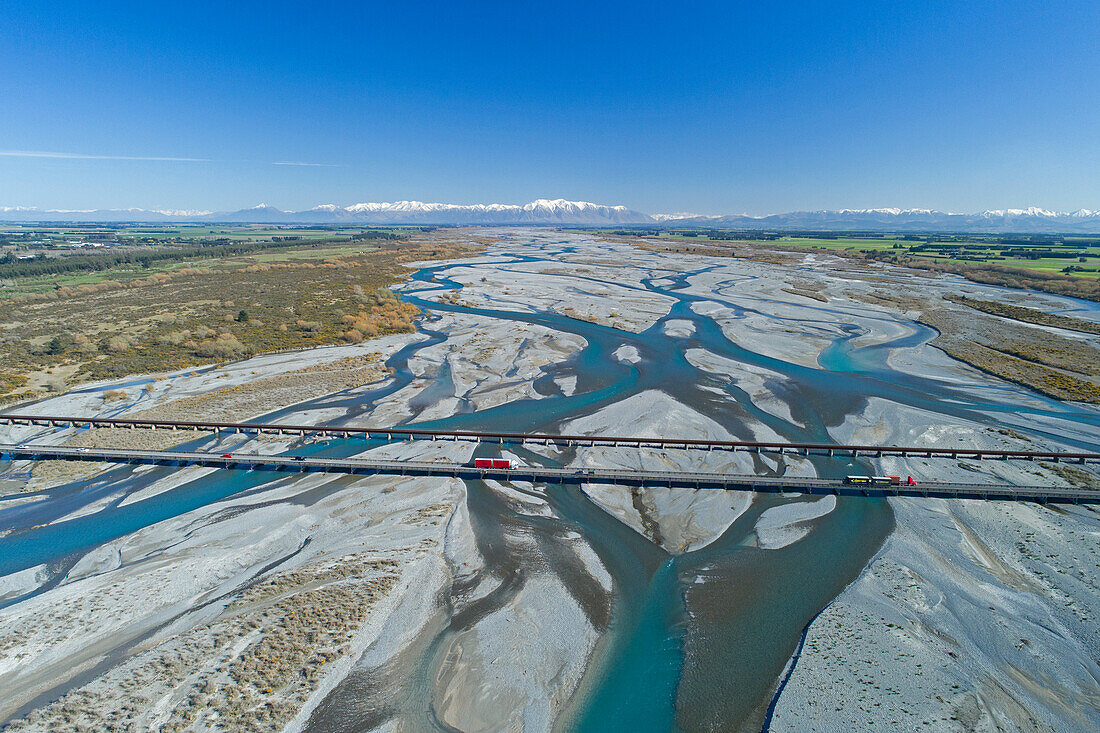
(2, 443), (1097, 505)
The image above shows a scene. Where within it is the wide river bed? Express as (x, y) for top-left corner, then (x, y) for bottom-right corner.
(2, 229), (1099, 731)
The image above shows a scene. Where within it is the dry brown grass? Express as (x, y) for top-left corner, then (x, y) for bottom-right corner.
(3, 552), (405, 732)
(947, 295), (1100, 335)
(0, 236), (481, 405)
(853, 290), (1100, 404)
(131, 353), (388, 423)
(781, 287), (828, 303)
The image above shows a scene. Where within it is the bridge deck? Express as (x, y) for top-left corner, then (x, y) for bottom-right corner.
(2, 444), (1097, 504)
(2, 414), (1098, 463)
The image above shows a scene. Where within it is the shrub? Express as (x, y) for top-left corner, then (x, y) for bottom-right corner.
(159, 330), (191, 346)
(105, 336), (131, 353)
(43, 374), (67, 392)
(194, 333), (249, 360)
(46, 334), (72, 355)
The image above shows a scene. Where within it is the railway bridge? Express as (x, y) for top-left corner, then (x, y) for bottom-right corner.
(2, 414), (1098, 464)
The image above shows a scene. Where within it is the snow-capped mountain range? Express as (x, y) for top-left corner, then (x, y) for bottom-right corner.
(0, 199), (649, 226)
(2, 200), (1100, 232)
(659, 207), (1100, 233)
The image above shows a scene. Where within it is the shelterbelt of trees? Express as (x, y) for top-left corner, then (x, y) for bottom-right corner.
(613, 228), (1100, 302)
(0, 229), (402, 280)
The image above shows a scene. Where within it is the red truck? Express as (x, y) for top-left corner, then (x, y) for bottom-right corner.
(843, 475), (918, 486)
(473, 458), (517, 469)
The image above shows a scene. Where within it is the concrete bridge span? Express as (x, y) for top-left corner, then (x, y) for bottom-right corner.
(2, 443), (1097, 505)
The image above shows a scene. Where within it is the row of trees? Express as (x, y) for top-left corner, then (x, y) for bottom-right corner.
(0, 231), (408, 279)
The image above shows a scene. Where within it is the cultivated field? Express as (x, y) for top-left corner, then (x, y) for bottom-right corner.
(600, 228), (1100, 301)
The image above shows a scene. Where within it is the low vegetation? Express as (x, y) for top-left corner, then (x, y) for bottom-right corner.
(0, 229), (480, 405)
(856, 291), (1100, 404)
(1041, 462), (1100, 490)
(4, 553), (404, 732)
(131, 353), (389, 423)
(782, 281), (829, 303)
(946, 295), (1100, 335)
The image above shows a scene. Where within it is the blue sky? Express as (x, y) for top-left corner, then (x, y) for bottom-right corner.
(2, 1), (1098, 214)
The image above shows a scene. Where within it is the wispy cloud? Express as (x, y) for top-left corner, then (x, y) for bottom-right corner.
(0, 150), (344, 167)
(272, 160), (345, 167)
(0, 149), (209, 162)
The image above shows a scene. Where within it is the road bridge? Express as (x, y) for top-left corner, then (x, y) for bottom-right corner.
(1, 414), (1098, 464)
(2, 444), (1097, 504)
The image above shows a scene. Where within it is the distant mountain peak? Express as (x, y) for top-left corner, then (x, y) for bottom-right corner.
(0, 198), (651, 225)
(3, 201), (1099, 232)
(660, 207), (1100, 233)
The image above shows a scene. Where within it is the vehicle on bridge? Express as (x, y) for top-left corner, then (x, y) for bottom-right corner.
(844, 475), (918, 486)
(473, 458), (518, 469)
